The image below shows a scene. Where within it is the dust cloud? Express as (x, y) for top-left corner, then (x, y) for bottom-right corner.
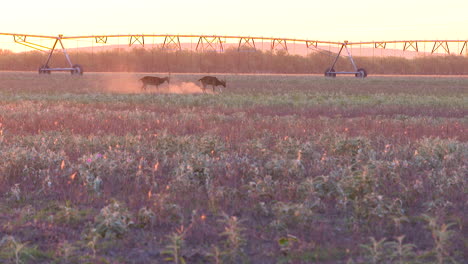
(104, 75), (142, 94)
(103, 75), (214, 94)
(163, 81), (215, 95)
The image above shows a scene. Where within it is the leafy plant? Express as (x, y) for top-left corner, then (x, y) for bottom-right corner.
(56, 240), (76, 263)
(9, 184), (21, 202)
(271, 202), (314, 229)
(0, 236), (33, 264)
(218, 213), (246, 263)
(162, 226), (186, 264)
(278, 234), (299, 257)
(423, 214), (458, 264)
(137, 206), (156, 228)
(55, 202), (80, 224)
(86, 234), (100, 259)
(360, 237), (392, 264)
(386, 235), (416, 264)
(207, 244), (223, 264)
(92, 200), (134, 239)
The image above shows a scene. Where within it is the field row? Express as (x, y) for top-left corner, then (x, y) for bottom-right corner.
(0, 72), (466, 263)
(1, 72), (468, 96)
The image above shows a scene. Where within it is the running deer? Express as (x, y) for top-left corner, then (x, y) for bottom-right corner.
(198, 76), (226, 93)
(140, 76), (170, 90)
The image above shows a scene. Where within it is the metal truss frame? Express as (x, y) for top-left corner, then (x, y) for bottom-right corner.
(0, 33), (82, 74)
(162, 36), (181, 51)
(324, 41), (367, 78)
(432, 41), (450, 54)
(2, 32), (468, 77)
(238, 37), (256, 51)
(306, 41), (318, 49)
(95, 36), (108, 44)
(367, 40), (466, 55)
(462, 42), (467, 55)
(403, 41), (418, 52)
(375, 42), (387, 49)
(12, 34), (52, 51)
(196, 36), (223, 52)
(129, 35), (144, 47)
(271, 39), (287, 52)
(38, 35), (83, 75)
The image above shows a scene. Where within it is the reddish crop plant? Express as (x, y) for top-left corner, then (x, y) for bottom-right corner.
(0, 72), (466, 263)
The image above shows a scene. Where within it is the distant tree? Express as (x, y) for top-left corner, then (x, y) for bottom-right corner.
(0, 48), (467, 75)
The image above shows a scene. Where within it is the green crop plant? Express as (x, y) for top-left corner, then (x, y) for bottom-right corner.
(423, 214), (458, 264)
(162, 226), (186, 264)
(55, 203), (80, 224)
(360, 236), (418, 264)
(386, 235), (417, 264)
(56, 240), (77, 263)
(137, 206), (156, 228)
(93, 200), (134, 239)
(271, 202), (314, 229)
(9, 184), (21, 202)
(360, 237), (391, 264)
(0, 72), (466, 263)
(277, 234), (299, 257)
(207, 244), (223, 264)
(218, 213), (247, 263)
(0, 236), (34, 264)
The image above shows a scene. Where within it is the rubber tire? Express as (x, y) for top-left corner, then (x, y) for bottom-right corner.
(324, 68), (336, 78)
(71, 64), (83, 75)
(355, 68), (367, 78)
(38, 65), (50, 74)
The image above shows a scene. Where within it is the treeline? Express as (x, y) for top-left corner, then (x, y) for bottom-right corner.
(1, 48), (468, 75)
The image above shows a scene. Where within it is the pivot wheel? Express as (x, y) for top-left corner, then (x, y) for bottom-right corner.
(71, 64), (84, 75)
(38, 65), (51, 74)
(324, 68), (336, 78)
(355, 68), (367, 78)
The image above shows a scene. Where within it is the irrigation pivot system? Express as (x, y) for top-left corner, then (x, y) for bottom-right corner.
(1, 33), (467, 77)
(0, 33), (84, 75)
(38, 35), (83, 75)
(324, 41), (367, 78)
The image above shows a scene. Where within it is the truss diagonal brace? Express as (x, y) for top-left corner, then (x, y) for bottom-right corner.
(238, 38), (256, 51)
(461, 42), (467, 55)
(375, 42), (387, 49)
(431, 41), (450, 54)
(95, 36), (108, 44)
(403, 41), (418, 52)
(162, 36), (181, 51)
(196, 36), (223, 52)
(13, 35), (27, 42)
(271, 39), (287, 52)
(13, 35), (52, 51)
(306, 41), (318, 49)
(129, 35), (144, 47)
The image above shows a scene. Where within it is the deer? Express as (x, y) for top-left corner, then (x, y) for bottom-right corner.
(140, 76), (170, 90)
(198, 76), (226, 93)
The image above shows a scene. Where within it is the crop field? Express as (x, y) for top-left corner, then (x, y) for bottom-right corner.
(0, 72), (467, 263)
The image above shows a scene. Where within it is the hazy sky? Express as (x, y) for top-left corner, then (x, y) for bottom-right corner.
(1, 0), (467, 42)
